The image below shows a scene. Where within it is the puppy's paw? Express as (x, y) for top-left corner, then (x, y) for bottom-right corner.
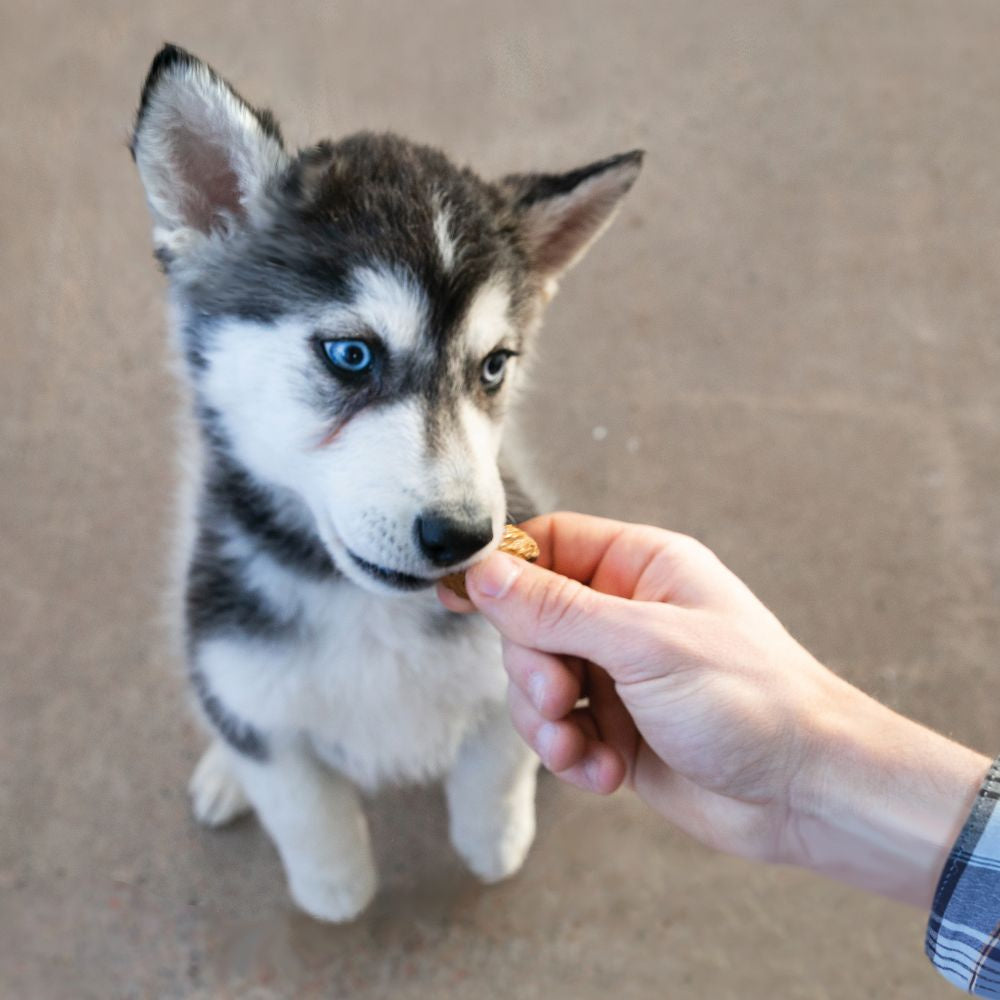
(189, 741), (252, 828)
(287, 861), (377, 923)
(451, 804), (537, 884)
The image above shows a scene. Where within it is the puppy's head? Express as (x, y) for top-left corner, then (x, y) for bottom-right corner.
(131, 45), (642, 594)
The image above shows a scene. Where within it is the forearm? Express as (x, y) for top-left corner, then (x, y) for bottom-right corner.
(785, 676), (990, 907)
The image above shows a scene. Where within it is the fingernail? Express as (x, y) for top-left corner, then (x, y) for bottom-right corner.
(536, 722), (558, 764)
(471, 550), (523, 599)
(528, 672), (547, 711)
(584, 757), (601, 788)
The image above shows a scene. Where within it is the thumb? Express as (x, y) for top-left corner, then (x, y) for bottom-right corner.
(466, 550), (657, 677)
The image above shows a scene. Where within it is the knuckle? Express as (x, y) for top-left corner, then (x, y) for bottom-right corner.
(500, 638), (529, 682)
(663, 530), (715, 565)
(531, 575), (590, 639)
(505, 684), (536, 734)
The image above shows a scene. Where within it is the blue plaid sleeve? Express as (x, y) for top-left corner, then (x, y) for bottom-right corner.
(926, 756), (1000, 996)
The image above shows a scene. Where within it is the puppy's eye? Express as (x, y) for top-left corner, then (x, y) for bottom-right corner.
(481, 350), (516, 389)
(323, 339), (373, 374)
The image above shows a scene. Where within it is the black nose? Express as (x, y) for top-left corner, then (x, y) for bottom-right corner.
(416, 512), (494, 567)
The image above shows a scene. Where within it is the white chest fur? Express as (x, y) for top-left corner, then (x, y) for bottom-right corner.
(196, 553), (508, 790)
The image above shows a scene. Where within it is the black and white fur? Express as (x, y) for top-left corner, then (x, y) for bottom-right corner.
(130, 44), (642, 922)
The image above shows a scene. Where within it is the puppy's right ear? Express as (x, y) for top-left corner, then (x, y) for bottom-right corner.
(130, 44), (287, 260)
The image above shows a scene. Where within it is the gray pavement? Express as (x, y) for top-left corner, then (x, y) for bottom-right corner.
(3, 1), (1000, 996)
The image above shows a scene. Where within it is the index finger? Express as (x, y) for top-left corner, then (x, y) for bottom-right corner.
(519, 512), (644, 582)
(520, 512), (756, 610)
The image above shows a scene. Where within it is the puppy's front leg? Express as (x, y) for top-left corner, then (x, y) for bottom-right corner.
(446, 706), (539, 883)
(229, 742), (377, 922)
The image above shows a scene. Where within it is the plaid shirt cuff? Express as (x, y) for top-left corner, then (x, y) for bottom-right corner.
(926, 755), (1000, 996)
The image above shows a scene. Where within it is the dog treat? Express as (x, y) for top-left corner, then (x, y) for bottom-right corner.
(441, 524), (540, 600)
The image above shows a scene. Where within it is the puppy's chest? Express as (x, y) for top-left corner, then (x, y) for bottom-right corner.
(293, 583), (506, 787)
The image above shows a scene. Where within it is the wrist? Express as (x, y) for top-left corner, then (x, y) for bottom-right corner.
(784, 677), (989, 907)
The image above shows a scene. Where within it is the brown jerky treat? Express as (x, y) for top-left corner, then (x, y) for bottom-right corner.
(441, 524), (540, 600)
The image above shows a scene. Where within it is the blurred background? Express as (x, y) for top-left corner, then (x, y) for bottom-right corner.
(3, 1), (1000, 996)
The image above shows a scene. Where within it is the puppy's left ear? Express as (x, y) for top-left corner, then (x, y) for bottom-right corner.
(500, 150), (643, 286)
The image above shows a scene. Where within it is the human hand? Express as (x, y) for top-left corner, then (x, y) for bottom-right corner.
(440, 512), (834, 860)
(437, 512), (988, 904)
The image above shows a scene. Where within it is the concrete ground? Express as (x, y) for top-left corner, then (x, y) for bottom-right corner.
(3, 1), (1000, 996)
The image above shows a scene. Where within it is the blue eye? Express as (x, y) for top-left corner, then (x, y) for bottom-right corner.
(323, 339), (373, 374)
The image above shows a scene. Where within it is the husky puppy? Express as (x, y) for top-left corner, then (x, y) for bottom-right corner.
(130, 44), (642, 922)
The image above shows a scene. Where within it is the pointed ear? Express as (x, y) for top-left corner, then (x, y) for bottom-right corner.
(129, 44), (288, 256)
(500, 150), (643, 283)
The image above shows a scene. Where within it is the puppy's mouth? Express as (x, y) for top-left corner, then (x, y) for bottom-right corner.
(346, 550), (433, 591)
